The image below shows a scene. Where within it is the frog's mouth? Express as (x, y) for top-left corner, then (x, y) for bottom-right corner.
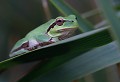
(57, 27), (78, 40)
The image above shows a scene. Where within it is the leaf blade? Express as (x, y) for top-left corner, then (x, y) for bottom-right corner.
(18, 27), (113, 82)
(97, 0), (120, 46)
(49, 0), (94, 32)
(0, 27), (112, 69)
(31, 41), (120, 82)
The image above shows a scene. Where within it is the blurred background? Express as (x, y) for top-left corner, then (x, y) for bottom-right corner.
(0, 0), (120, 82)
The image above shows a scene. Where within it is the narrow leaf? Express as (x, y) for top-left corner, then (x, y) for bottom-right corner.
(0, 27), (111, 70)
(97, 0), (120, 46)
(49, 0), (94, 32)
(18, 27), (112, 82)
(31, 42), (120, 82)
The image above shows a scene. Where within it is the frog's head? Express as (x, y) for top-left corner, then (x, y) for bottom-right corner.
(47, 15), (79, 40)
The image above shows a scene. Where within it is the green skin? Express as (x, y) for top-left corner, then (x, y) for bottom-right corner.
(9, 15), (79, 57)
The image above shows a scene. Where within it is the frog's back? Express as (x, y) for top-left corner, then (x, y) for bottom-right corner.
(25, 19), (55, 39)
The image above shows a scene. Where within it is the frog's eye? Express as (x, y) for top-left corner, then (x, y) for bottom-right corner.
(56, 18), (65, 26)
(46, 18), (71, 33)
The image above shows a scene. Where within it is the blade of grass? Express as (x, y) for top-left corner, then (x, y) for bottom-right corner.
(97, 0), (120, 46)
(18, 27), (112, 82)
(49, 0), (94, 32)
(30, 41), (120, 82)
(0, 27), (112, 69)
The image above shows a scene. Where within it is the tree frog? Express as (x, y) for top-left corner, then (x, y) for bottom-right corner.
(9, 15), (79, 57)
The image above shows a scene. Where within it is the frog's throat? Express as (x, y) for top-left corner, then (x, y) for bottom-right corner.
(58, 27), (78, 40)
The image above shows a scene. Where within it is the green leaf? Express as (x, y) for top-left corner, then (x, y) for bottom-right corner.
(30, 41), (120, 82)
(0, 27), (111, 68)
(97, 0), (120, 46)
(18, 27), (112, 82)
(49, 0), (94, 32)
